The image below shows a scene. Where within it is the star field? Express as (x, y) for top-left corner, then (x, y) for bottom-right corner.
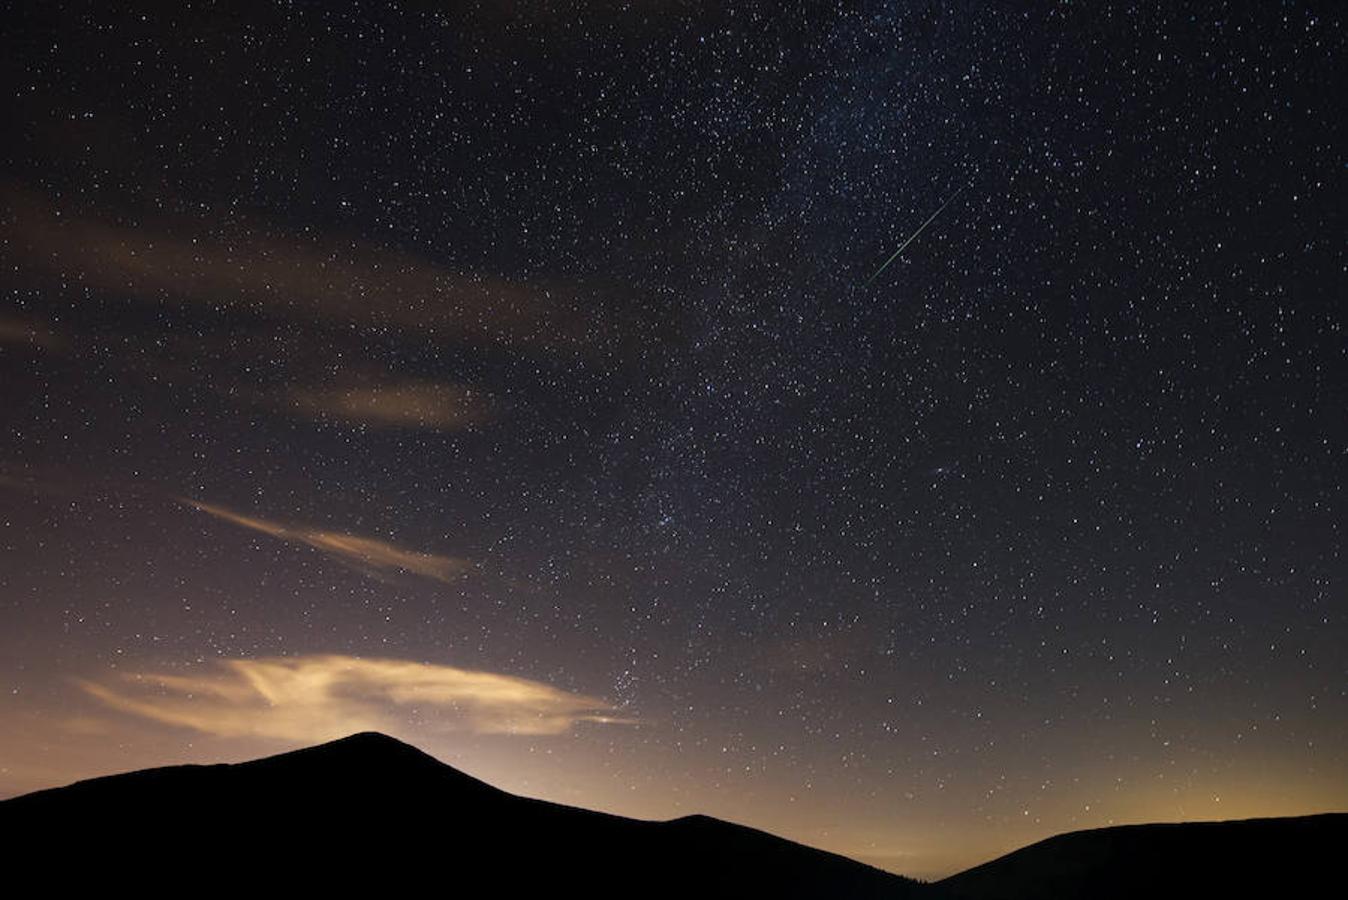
(1, 1), (1343, 878)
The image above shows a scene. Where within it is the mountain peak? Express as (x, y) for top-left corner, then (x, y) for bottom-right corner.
(245, 730), (434, 766)
(322, 731), (418, 751)
(248, 729), (486, 786)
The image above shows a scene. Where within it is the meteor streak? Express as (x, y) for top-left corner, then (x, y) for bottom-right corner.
(864, 184), (967, 287)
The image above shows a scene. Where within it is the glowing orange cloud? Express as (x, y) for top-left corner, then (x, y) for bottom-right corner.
(184, 500), (469, 583)
(77, 655), (628, 739)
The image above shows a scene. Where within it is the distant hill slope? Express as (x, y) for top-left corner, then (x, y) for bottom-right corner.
(0, 732), (920, 898)
(934, 812), (1348, 900)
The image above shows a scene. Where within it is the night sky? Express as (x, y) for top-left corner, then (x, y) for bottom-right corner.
(2, 2), (1344, 879)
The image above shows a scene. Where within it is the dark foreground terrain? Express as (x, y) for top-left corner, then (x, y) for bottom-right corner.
(935, 810), (1347, 900)
(0, 732), (918, 897)
(1, 732), (1341, 899)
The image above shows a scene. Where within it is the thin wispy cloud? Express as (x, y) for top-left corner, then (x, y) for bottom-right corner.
(78, 655), (630, 739)
(184, 500), (469, 583)
(283, 379), (490, 431)
(4, 184), (597, 352)
(0, 314), (64, 351)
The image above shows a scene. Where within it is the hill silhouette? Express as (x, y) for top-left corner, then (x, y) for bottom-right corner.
(2, 732), (1342, 898)
(934, 811), (1348, 900)
(0, 732), (920, 898)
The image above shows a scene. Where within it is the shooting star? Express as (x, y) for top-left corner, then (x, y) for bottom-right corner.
(864, 184), (967, 287)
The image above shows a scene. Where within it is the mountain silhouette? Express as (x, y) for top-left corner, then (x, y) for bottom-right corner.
(934, 812), (1348, 900)
(0, 732), (921, 898)
(2, 732), (1342, 898)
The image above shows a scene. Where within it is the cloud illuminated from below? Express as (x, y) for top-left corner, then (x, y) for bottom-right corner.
(184, 499), (469, 584)
(78, 655), (630, 740)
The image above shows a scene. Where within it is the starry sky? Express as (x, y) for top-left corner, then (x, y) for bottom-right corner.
(1, 1), (1344, 880)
